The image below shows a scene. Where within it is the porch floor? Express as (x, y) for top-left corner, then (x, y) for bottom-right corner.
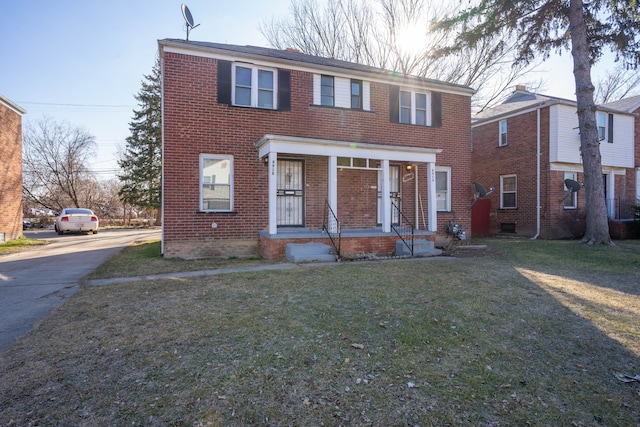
(259, 227), (437, 260)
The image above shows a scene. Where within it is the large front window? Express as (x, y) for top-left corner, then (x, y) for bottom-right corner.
(233, 65), (276, 109)
(200, 154), (233, 212)
(500, 174), (517, 209)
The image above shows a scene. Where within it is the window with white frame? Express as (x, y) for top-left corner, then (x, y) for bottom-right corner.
(321, 75), (334, 106)
(499, 119), (508, 146)
(563, 172), (577, 209)
(233, 64), (276, 109)
(597, 112), (606, 141)
(200, 154), (233, 212)
(435, 167), (451, 211)
(399, 90), (431, 126)
(500, 174), (517, 209)
(351, 79), (362, 109)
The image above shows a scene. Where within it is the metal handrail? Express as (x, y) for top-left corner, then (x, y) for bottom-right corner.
(322, 200), (341, 258)
(391, 201), (414, 256)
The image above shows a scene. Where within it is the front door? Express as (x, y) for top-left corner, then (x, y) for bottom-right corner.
(277, 159), (304, 226)
(377, 166), (400, 224)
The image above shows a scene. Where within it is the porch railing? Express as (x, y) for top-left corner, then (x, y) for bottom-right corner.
(391, 201), (414, 256)
(323, 200), (341, 258)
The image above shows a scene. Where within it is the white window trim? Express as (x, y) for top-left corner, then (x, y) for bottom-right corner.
(597, 112), (606, 141)
(400, 89), (432, 126)
(231, 64), (277, 109)
(499, 119), (508, 146)
(500, 174), (517, 209)
(435, 167), (451, 212)
(563, 172), (577, 209)
(200, 154), (234, 212)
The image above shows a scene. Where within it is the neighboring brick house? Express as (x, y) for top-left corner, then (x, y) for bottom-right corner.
(0, 94), (26, 243)
(159, 39), (474, 259)
(471, 87), (636, 239)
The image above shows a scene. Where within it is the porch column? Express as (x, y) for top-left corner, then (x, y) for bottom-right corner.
(328, 156), (338, 232)
(606, 170), (615, 219)
(268, 152), (278, 234)
(381, 159), (391, 233)
(427, 162), (437, 232)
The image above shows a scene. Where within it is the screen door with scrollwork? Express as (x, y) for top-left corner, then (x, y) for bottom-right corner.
(277, 160), (304, 226)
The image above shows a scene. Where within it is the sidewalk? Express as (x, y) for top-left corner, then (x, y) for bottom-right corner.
(85, 256), (450, 286)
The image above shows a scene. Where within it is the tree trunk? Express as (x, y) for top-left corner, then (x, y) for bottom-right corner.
(568, 0), (612, 245)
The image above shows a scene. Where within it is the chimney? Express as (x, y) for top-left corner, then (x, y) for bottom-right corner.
(285, 47), (301, 53)
(515, 85), (527, 91)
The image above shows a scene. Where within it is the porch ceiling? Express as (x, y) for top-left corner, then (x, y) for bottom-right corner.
(255, 134), (442, 163)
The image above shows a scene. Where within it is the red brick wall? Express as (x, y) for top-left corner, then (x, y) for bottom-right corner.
(162, 51), (472, 258)
(0, 103), (23, 242)
(472, 108), (559, 237)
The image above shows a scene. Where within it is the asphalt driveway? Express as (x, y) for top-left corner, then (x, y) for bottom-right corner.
(0, 228), (160, 352)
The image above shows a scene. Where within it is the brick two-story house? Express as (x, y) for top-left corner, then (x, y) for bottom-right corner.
(0, 94), (26, 243)
(471, 87), (636, 239)
(159, 39), (474, 259)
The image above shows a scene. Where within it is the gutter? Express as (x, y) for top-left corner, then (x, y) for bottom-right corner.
(531, 107), (541, 240)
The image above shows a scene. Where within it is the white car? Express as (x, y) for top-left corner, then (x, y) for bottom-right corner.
(55, 208), (99, 235)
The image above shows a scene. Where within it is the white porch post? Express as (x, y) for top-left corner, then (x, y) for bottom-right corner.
(381, 160), (391, 233)
(606, 170), (615, 218)
(414, 165), (420, 229)
(427, 162), (437, 232)
(328, 156), (338, 232)
(268, 152), (278, 234)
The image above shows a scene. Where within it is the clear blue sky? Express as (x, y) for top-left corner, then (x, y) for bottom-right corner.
(0, 0), (291, 178)
(0, 1), (614, 180)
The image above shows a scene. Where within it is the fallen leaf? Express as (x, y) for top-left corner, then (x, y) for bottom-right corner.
(351, 343), (365, 350)
(341, 333), (350, 340)
(378, 322), (387, 329)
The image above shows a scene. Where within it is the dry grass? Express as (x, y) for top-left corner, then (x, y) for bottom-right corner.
(1, 238), (640, 426)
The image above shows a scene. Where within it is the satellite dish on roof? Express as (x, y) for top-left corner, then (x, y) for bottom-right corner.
(181, 4), (200, 40)
(559, 178), (583, 203)
(468, 182), (494, 210)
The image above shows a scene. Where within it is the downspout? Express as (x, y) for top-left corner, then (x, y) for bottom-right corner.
(531, 107), (541, 240)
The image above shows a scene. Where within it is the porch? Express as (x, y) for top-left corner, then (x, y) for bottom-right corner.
(255, 134), (444, 261)
(260, 227), (440, 261)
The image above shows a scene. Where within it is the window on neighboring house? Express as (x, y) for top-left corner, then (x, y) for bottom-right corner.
(435, 167), (451, 211)
(321, 75), (334, 106)
(233, 64), (276, 109)
(500, 174), (517, 209)
(351, 79), (362, 109)
(597, 112), (606, 141)
(564, 172), (577, 209)
(398, 90), (431, 126)
(499, 120), (508, 146)
(200, 154), (233, 212)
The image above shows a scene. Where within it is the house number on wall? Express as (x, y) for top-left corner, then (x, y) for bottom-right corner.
(271, 159), (276, 176)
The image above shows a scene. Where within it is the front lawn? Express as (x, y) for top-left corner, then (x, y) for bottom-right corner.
(1, 239), (639, 425)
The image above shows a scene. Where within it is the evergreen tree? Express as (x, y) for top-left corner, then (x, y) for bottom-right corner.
(434, 0), (640, 245)
(118, 58), (162, 225)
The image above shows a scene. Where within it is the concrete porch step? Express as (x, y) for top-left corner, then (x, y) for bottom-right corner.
(285, 243), (337, 263)
(395, 239), (442, 257)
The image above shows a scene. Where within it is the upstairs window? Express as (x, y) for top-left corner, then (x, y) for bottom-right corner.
(390, 86), (441, 127)
(217, 60), (290, 110)
(597, 112), (614, 143)
(597, 113), (606, 141)
(500, 174), (517, 209)
(499, 120), (508, 146)
(232, 64), (276, 109)
(351, 79), (362, 109)
(399, 90), (431, 126)
(321, 75), (334, 106)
